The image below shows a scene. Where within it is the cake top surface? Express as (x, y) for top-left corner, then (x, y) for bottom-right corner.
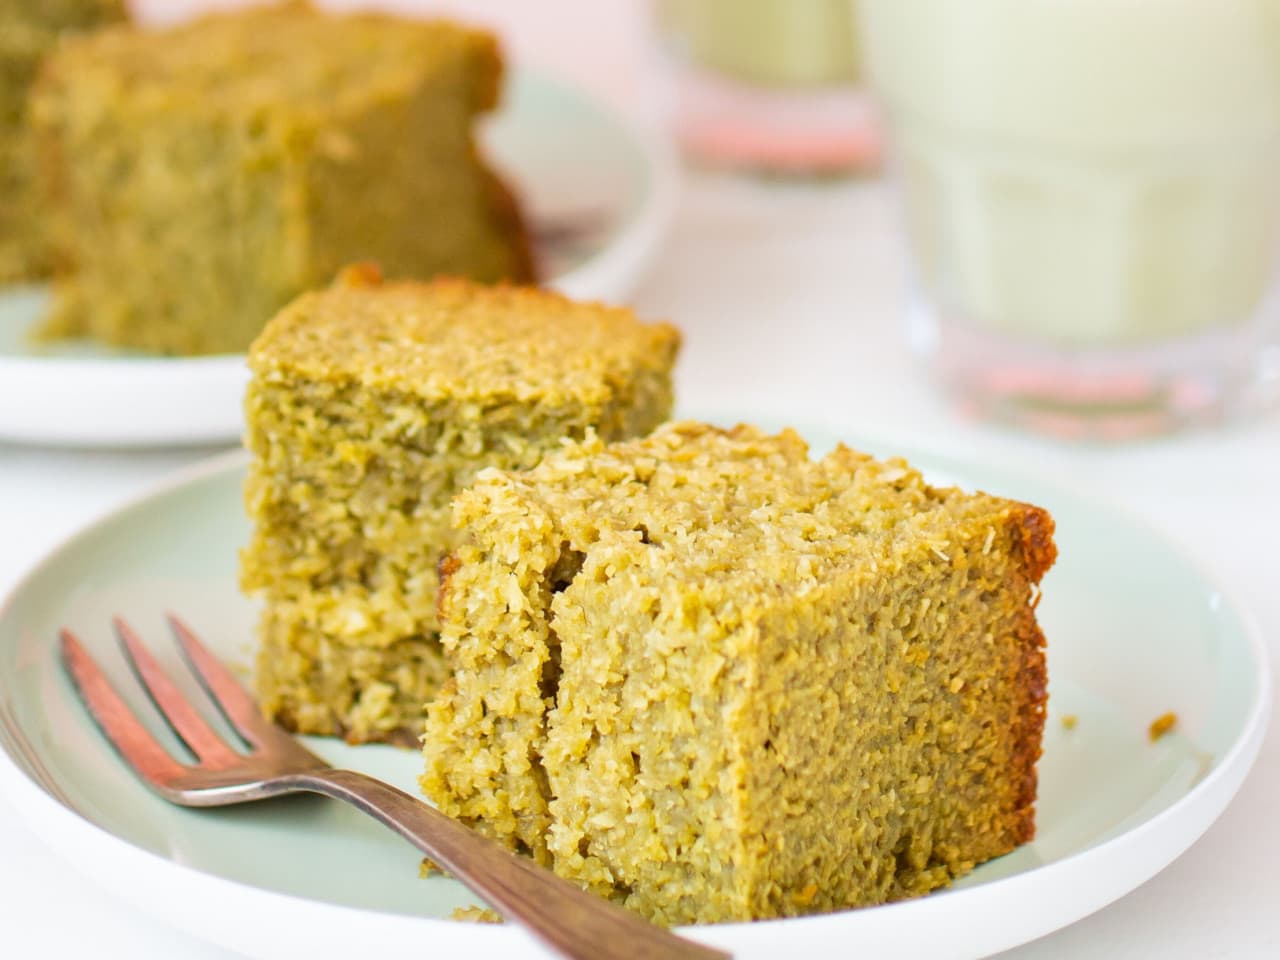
(248, 268), (681, 404)
(38, 2), (497, 115)
(457, 421), (1053, 597)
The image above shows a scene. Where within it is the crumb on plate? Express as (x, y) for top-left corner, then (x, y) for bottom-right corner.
(1148, 711), (1178, 742)
(419, 856), (450, 879)
(449, 905), (504, 924)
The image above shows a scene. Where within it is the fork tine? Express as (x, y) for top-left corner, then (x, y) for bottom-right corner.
(113, 617), (241, 766)
(59, 629), (187, 788)
(166, 613), (275, 748)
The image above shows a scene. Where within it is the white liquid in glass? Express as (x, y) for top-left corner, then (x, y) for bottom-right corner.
(861, 0), (1280, 348)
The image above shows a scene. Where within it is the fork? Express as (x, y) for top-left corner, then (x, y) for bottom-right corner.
(59, 615), (728, 960)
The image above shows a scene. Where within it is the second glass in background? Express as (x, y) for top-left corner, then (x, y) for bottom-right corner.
(655, 0), (882, 175)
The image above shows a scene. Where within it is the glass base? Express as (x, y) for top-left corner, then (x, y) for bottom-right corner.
(909, 291), (1280, 440)
(665, 59), (882, 175)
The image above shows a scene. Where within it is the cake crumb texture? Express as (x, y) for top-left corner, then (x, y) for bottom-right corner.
(241, 272), (679, 743)
(422, 421), (1054, 924)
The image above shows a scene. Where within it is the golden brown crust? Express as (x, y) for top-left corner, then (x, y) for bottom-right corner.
(478, 159), (538, 282)
(464, 29), (535, 281)
(468, 28), (504, 114)
(1005, 504), (1055, 843)
(436, 553), (462, 624)
(1014, 503), (1059, 584)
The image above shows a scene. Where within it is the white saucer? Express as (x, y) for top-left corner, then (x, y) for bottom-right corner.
(0, 72), (677, 448)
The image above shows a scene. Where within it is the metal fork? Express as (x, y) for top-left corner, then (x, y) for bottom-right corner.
(59, 615), (727, 960)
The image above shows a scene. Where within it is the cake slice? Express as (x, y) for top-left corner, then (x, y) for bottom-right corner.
(421, 422), (1054, 925)
(29, 2), (532, 354)
(240, 268), (680, 744)
(0, 0), (127, 281)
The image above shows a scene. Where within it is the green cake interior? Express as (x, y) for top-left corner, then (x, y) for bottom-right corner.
(422, 422), (1053, 924)
(241, 274), (680, 743)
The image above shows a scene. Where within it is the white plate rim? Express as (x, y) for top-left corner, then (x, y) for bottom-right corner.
(0, 439), (1270, 959)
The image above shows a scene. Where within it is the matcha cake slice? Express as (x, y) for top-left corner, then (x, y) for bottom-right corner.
(0, 0), (127, 282)
(241, 268), (680, 744)
(29, 2), (532, 354)
(422, 421), (1054, 925)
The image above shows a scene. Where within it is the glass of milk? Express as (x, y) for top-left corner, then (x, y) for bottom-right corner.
(858, 0), (1280, 436)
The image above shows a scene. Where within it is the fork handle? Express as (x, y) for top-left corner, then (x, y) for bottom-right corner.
(282, 768), (729, 960)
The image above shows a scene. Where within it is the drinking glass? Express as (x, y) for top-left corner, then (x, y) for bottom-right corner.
(858, 0), (1280, 437)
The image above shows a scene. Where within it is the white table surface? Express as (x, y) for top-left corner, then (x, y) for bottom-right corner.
(3, 3), (1279, 958)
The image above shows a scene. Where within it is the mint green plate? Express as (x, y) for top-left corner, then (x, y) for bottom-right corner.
(0, 70), (675, 448)
(0, 434), (1268, 959)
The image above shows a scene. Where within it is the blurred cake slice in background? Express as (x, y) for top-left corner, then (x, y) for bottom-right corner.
(29, 2), (534, 355)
